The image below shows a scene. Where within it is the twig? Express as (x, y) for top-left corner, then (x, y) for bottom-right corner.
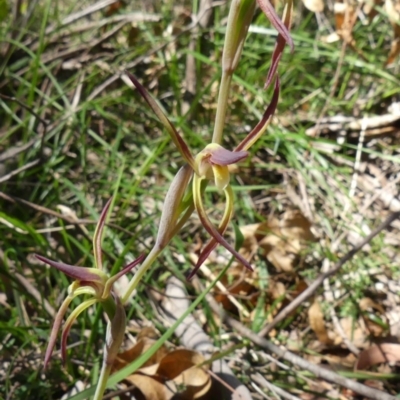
(220, 311), (397, 400)
(0, 159), (40, 184)
(46, 0), (119, 35)
(252, 373), (301, 400)
(258, 211), (400, 337)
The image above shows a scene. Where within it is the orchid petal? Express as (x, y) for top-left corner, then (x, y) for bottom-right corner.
(60, 298), (98, 364)
(35, 254), (107, 283)
(102, 253), (146, 299)
(264, 0), (294, 88)
(93, 197), (113, 271)
(235, 77), (280, 152)
(193, 174), (252, 271)
(208, 145), (248, 166)
(156, 165), (193, 249)
(125, 71), (197, 173)
(44, 296), (73, 368)
(70, 285), (98, 298)
(256, 0), (294, 53)
(187, 185), (234, 280)
(211, 164), (230, 191)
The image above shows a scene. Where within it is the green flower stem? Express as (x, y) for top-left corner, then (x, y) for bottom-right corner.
(212, 71), (232, 144)
(121, 246), (161, 305)
(92, 362), (112, 400)
(122, 200), (196, 305)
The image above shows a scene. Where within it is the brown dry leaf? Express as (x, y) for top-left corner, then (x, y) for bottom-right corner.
(214, 266), (258, 314)
(113, 327), (168, 371)
(302, 0), (324, 12)
(125, 374), (172, 400)
(334, 1), (357, 46)
(335, 317), (368, 348)
(385, 0), (400, 65)
(113, 329), (212, 399)
(156, 349), (206, 380)
(308, 299), (333, 345)
(359, 297), (388, 337)
(356, 343), (400, 370)
(258, 210), (314, 272)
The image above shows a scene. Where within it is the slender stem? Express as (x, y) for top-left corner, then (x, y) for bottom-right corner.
(93, 362), (112, 400)
(211, 71), (232, 144)
(122, 200), (196, 305)
(121, 246), (161, 305)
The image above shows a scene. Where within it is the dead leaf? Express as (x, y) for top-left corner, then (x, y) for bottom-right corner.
(125, 374), (171, 400)
(258, 210), (314, 272)
(113, 327), (168, 371)
(302, 0), (324, 12)
(356, 343), (400, 370)
(335, 317), (368, 348)
(156, 349), (206, 380)
(385, 0), (400, 65)
(309, 299), (333, 345)
(358, 297), (388, 337)
(113, 329), (212, 399)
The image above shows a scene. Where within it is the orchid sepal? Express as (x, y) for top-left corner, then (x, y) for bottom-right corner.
(193, 174), (252, 272)
(61, 298), (98, 364)
(235, 76), (280, 152)
(187, 185), (235, 280)
(264, 0), (294, 88)
(102, 253), (146, 299)
(35, 254), (108, 284)
(44, 296), (73, 369)
(125, 71), (198, 174)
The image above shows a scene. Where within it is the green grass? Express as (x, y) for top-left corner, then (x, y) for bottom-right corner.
(1, 1), (400, 399)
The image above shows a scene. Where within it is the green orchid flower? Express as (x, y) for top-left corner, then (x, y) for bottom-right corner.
(124, 0), (292, 281)
(126, 74), (279, 279)
(36, 198), (145, 368)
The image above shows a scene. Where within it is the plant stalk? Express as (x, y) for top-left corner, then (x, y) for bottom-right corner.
(121, 246), (161, 304)
(92, 362), (112, 400)
(212, 71), (232, 144)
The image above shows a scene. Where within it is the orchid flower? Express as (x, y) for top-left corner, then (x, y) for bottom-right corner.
(126, 73), (279, 280)
(123, 0), (292, 283)
(36, 198), (145, 368)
